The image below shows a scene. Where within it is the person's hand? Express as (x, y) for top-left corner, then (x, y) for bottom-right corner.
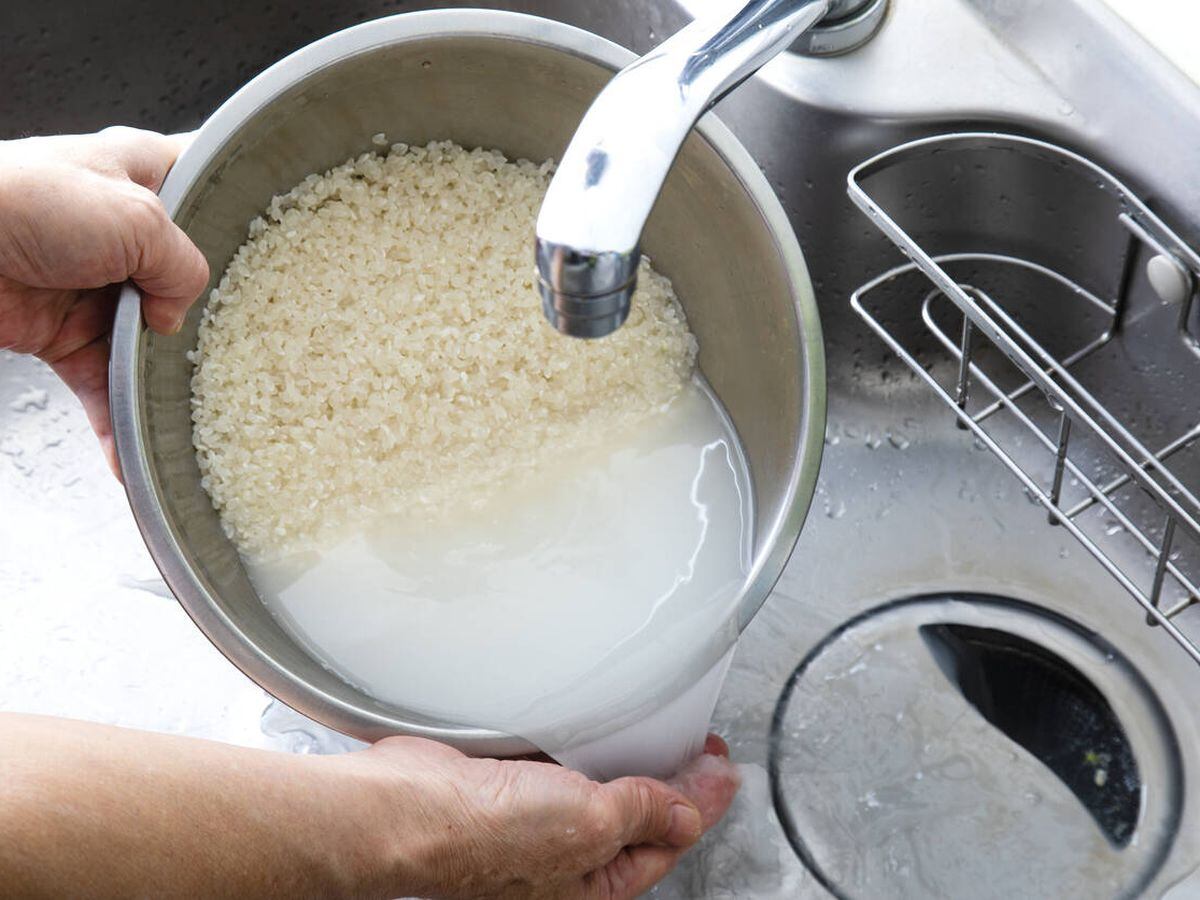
(0, 127), (209, 475)
(341, 732), (740, 899)
(1, 713), (740, 899)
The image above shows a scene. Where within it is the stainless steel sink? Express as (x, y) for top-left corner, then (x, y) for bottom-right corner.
(4, 0), (1200, 896)
(654, 2), (1200, 896)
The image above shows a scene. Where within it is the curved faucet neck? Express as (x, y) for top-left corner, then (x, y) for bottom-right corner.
(535, 0), (832, 338)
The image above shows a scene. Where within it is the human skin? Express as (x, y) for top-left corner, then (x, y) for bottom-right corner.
(0, 126), (209, 474)
(0, 714), (739, 898)
(0, 129), (741, 897)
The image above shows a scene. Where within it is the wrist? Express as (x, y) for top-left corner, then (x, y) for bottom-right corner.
(310, 751), (445, 899)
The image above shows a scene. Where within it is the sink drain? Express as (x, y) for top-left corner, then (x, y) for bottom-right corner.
(769, 594), (1182, 900)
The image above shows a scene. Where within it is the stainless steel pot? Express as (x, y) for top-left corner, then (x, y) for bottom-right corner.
(109, 9), (824, 754)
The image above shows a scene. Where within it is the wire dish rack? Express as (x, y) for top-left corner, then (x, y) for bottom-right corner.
(848, 132), (1200, 666)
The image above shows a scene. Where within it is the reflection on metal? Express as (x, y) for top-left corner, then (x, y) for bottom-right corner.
(791, 0), (887, 56)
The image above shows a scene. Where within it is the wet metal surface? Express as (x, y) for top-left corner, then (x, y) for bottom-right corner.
(5, 0), (1200, 896)
(0, 352), (281, 748)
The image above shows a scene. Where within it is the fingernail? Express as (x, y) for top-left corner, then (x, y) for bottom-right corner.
(704, 734), (730, 758)
(667, 803), (702, 847)
(169, 312), (187, 335)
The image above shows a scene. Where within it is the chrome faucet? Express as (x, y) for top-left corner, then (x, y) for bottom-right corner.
(535, 0), (834, 338)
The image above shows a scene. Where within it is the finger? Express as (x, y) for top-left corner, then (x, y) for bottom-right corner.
(168, 131), (200, 155)
(585, 845), (681, 900)
(667, 749), (741, 832)
(35, 287), (118, 365)
(0, 284), (75, 355)
(47, 335), (121, 480)
(600, 776), (701, 850)
(99, 430), (120, 481)
(96, 126), (185, 191)
(512, 750), (558, 764)
(121, 187), (210, 334)
(703, 733), (730, 758)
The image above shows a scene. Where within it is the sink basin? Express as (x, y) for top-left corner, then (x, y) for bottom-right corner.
(3, 0), (1200, 896)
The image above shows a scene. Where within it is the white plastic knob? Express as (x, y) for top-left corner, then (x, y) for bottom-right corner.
(1146, 254), (1192, 305)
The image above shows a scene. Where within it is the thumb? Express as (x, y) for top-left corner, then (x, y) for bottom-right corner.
(600, 777), (702, 850)
(123, 186), (210, 334)
(667, 740), (741, 832)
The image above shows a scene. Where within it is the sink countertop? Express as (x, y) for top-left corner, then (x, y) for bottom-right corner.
(0, 350), (294, 749)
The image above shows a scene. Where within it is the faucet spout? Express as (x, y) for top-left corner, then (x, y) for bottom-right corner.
(535, 0), (832, 338)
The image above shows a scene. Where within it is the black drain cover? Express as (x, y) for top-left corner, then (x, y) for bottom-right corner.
(920, 622), (1139, 847)
(769, 594), (1181, 900)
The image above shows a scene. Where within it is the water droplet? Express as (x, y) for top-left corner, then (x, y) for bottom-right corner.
(825, 499), (847, 520)
(9, 387), (49, 413)
(117, 576), (174, 600)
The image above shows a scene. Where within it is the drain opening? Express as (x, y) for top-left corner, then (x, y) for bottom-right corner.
(769, 594), (1181, 900)
(920, 623), (1139, 847)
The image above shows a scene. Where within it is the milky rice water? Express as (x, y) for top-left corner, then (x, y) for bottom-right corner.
(189, 139), (753, 777)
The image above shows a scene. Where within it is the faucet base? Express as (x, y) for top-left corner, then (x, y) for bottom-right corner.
(791, 0), (888, 56)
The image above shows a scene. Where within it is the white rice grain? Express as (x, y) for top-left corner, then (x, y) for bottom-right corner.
(190, 140), (697, 558)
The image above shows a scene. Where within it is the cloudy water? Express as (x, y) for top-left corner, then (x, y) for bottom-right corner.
(245, 378), (753, 777)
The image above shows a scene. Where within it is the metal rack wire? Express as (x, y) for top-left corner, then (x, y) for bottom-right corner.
(847, 132), (1200, 666)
